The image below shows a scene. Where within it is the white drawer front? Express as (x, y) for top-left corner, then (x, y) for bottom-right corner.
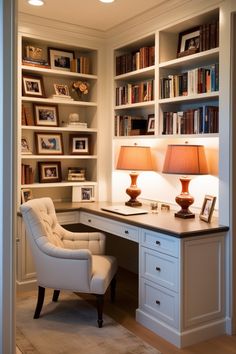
(56, 212), (79, 225)
(140, 278), (179, 329)
(141, 229), (179, 257)
(80, 212), (139, 242)
(141, 247), (179, 292)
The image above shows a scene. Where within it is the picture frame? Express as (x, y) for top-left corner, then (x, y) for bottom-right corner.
(177, 26), (200, 58)
(69, 134), (90, 155)
(38, 161), (62, 183)
(22, 74), (45, 98)
(21, 137), (32, 154)
(147, 115), (155, 134)
(34, 104), (59, 127)
(35, 132), (64, 155)
(72, 185), (95, 202)
(54, 83), (70, 97)
(48, 48), (74, 71)
(21, 189), (33, 203)
(199, 195), (216, 223)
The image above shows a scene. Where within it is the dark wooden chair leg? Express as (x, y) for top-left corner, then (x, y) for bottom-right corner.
(110, 275), (116, 303)
(52, 290), (60, 302)
(34, 286), (45, 319)
(96, 294), (104, 328)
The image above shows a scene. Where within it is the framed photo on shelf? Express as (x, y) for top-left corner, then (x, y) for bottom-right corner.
(21, 189), (33, 203)
(34, 104), (59, 127)
(69, 134), (90, 155)
(48, 48), (74, 71)
(72, 185), (95, 202)
(35, 132), (64, 155)
(22, 74), (45, 98)
(199, 195), (216, 223)
(38, 161), (62, 183)
(21, 137), (32, 154)
(54, 83), (70, 97)
(177, 26), (200, 58)
(147, 114), (155, 134)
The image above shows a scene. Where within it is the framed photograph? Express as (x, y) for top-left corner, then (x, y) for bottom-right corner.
(38, 161), (62, 183)
(199, 195), (216, 223)
(72, 185), (95, 202)
(34, 104), (59, 127)
(177, 27), (200, 58)
(54, 83), (70, 97)
(147, 115), (155, 134)
(35, 132), (63, 155)
(21, 189), (33, 203)
(21, 137), (32, 154)
(48, 48), (74, 71)
(69, 134), (90, 155)
(22, 74), (45, 97)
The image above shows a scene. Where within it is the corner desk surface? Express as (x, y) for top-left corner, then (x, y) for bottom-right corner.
(54, 201), (228, 238)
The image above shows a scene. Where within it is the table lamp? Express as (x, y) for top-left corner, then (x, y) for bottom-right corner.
(162, 144), (208, 218)
(116, 145), (153, 207)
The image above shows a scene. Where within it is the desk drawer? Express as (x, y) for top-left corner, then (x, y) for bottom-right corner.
(140, 278), (179, 329)
(140, 247), (179, 292)
(141, 229), (179, 257)
(56, 212), (79, 225)
(80, 212), (139, 242)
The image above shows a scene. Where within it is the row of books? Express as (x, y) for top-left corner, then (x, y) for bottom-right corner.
(22, 104), (34, 126)
(114, 115), (148, 136)
(199, 20), (219, 52)
(115, 46), (155, 76)
(116, 80), (154, 106)
(162, 106), (219, 135)
(70, 57), (90, 74)
(160, 63), (219, 99)
(21, 164), (34, 185)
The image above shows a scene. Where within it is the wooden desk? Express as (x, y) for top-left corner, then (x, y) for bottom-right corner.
(17, 201), (228, 348)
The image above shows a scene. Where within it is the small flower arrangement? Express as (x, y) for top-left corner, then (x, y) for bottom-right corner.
(72, 81), (89, 99)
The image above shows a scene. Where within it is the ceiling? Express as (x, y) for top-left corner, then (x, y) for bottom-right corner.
(18, 0), (165, 32)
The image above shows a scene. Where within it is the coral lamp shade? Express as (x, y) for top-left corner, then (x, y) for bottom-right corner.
(162, 144), (208, 175)
(116, 146), (153, 171)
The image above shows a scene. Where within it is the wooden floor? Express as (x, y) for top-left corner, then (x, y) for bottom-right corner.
(81, 268), (236, 354)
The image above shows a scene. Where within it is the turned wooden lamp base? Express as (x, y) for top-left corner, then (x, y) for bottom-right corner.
(175, 177), (195, 219)
(125, 172), (142, 207)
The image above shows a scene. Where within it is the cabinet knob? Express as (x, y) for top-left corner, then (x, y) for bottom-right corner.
(156, 300), (160, 305)
(124, 230), (129, 234)
(16, 238), (20, 243)
(88, 219), (91, 223)
(156, 266), (161, 272)
(156, 240), (161, 246)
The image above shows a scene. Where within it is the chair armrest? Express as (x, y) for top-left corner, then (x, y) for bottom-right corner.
(36, 236), (92, 260)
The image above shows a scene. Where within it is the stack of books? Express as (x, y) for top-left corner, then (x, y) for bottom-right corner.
(67, 167), (86, 182)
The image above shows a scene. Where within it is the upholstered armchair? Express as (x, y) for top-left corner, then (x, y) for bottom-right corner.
(20, 197), (117, 327)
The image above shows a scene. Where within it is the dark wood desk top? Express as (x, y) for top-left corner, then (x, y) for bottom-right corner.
(54, 201), (229, 238)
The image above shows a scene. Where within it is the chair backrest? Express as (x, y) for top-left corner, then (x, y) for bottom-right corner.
(20, 197), (64, 250)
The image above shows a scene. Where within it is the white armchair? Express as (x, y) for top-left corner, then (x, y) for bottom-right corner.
(20, 197), (117, 327)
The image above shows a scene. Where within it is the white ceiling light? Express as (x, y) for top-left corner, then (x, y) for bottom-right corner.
(99, 0), (114, 3)
(27, 0), (45, 6)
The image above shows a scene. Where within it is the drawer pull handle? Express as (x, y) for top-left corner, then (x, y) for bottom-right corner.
(156, 300), (161, 305)
(125, 230), (129, 234)
(156, 240), (161, 246)
(156, 267), (161, 272)
(88, 219), (91, 223)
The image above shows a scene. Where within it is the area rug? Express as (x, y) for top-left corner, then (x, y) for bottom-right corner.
(16, 291), (161, 354)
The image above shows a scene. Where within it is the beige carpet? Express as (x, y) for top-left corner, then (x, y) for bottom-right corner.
(16, 291), (161, 354)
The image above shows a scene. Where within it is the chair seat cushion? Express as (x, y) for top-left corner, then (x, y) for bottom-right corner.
(91, 255), (117, 294)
